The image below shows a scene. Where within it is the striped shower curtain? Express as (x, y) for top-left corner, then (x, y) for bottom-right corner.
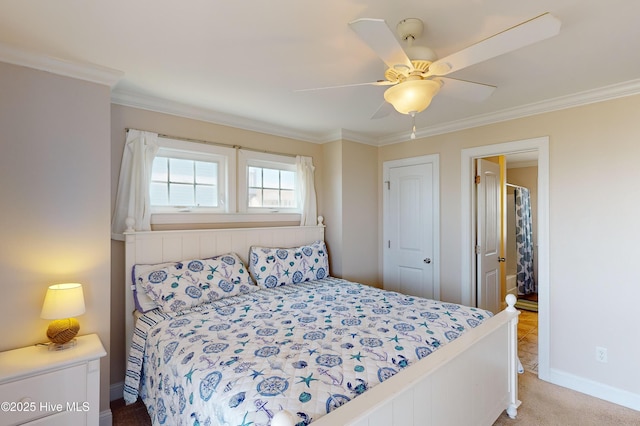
(515, 187), (536, 294)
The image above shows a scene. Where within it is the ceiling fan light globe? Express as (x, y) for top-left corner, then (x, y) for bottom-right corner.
(384, 79), (441, 115)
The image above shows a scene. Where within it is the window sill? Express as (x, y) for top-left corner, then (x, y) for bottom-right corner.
(150, 212), (301, 225)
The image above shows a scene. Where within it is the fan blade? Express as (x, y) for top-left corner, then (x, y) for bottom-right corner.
(295, 80), (395, 92)
(439, 77), (496, 102)
(428, 12), (561, 76)
(349, 18), (414, 71)
(370, 101), (394, 119)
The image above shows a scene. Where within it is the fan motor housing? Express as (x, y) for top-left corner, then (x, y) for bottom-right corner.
(396, 18), (424, 40)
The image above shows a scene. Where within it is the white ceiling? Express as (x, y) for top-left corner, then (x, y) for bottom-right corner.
(1, 0), (640, 145)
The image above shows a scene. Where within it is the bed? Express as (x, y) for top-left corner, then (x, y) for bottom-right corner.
(123, 222), (521, 426)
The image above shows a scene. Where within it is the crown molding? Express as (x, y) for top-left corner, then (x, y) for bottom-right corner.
(377, 78), (640, 145)
(0, 43), (122, 87)
(112, 77), (640, 147)
(111, 89), (332, 144)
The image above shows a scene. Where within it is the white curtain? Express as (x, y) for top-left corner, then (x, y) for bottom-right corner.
(111, 129), (159, 240)
(296, 155), (318, 226)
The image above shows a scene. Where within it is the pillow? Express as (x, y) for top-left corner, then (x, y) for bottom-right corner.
(134, 253), (257, 314)
(249, 240), (329, 288)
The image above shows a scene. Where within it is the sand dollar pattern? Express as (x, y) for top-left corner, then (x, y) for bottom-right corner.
(303, 331), (325, 340)
(188, 260), (205, 273)
(221, 255), (236, 265)
(185, 285), (202, 299)
(257, 376), (289, 396)
(199, 371), (222, 401)
(203, 343), (229, 353)
(148, 270), (168, 284)
(292, 271), (304, 284)
(326, 394), (350, 413)
(416, 347), (433, 359)
(359, 337), (383, 348)
(316, 354), (342, 367)
(255, 346), (280, 357)
(218, 279), (235, 293)
(377, 367), (397, 382)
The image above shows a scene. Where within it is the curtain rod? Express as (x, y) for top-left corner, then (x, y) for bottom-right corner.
(125, 128), (297, 158)
(506, 183), (527, 189)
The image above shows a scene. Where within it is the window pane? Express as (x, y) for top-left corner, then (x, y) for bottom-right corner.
(248, 188), (262, 207)
(280, 170), (295, 190)
(280, 189), (296, 207)
(195, 185), (217, 207)
(195, 161), (217, 185)
(150, 182), (169, 206)
(170, 158), (194, 184)
(169, 183), (194, 205)
(248, 166), (262, 187)
(263, 168), (279, 189)
(152, 157), (168, 181)
(263, 189), (280, 207)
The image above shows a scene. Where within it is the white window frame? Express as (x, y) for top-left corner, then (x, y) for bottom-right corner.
(149, 138), (301, 226)
(238, 150), (301, 214)
(150, 137), (236, 214)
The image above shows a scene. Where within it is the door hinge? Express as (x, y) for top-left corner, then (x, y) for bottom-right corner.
(474, 245), (480, 254)
(388, 240), (391, 249)
(384, 180), (390, 190)
(475, 175), (481, 184)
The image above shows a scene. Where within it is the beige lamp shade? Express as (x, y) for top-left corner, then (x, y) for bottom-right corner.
(41, 283), (85, 346)
(41, 283), (85, 319)
(384, 79), (442, 115)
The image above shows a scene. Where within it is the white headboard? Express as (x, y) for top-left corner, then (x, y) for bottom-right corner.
(124, 223), (325, 358)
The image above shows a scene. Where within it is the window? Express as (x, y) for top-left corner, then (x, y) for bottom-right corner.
(151, 157), (219, 207)
(247, 166), (296, 208)
(150, 137), (235, 213)
(148, 138), (302, 224)
(239, 150), (299, 213)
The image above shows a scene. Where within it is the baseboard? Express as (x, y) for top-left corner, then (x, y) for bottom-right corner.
(548, 368), (640, 411)
(100, 408), (113, 426)
(110, 381), (124, 401)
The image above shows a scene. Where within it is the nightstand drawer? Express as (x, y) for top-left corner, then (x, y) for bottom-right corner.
(0, 364), (86, 426)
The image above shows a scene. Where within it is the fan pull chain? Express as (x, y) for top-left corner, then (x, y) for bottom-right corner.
(410, 112), (417, 139)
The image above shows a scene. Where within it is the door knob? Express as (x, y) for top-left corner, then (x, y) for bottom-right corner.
(498, 257), (506, 262)
(423, 258), (432, 264)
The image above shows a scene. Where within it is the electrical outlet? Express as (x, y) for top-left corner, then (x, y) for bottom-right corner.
(596, 346), (608, 363)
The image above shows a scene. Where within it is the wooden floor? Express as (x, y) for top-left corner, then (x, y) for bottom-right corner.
(518, 309), (538, 372)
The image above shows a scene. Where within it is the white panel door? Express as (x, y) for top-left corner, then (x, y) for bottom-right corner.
(384, 159), (438, 300)
(476, 158), (501, 312)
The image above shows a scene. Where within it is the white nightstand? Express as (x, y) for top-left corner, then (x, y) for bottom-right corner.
(0, 334), (106, 426)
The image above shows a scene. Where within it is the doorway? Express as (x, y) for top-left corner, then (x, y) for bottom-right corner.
(461, 137), (549, 380)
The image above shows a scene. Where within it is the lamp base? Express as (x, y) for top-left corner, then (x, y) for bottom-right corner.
(47, 338), (77, 351)
(46, 317), (80, 345)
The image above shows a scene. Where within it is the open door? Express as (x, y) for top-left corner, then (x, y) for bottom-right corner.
(476, 158), (502, 312)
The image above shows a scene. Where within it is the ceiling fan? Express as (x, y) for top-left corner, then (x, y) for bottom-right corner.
(302, 12), (561, 137)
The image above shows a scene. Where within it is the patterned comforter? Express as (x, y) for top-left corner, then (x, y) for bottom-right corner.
(125, 277), (492, 426)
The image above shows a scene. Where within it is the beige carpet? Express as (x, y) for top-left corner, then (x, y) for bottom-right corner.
(492, 371), (640, 426)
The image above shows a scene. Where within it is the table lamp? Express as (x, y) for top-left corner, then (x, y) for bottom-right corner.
(40, 283), (85, 350)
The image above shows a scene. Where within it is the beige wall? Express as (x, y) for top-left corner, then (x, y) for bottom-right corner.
(321, 140), (379, 286)
(341, 140), (378, 286)
(379, 94), (640, 399)
(0, 62), (112, 414)
(321, 140), (343, 276)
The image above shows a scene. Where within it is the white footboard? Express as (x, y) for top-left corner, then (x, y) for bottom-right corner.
(275, 296), (521, 426)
